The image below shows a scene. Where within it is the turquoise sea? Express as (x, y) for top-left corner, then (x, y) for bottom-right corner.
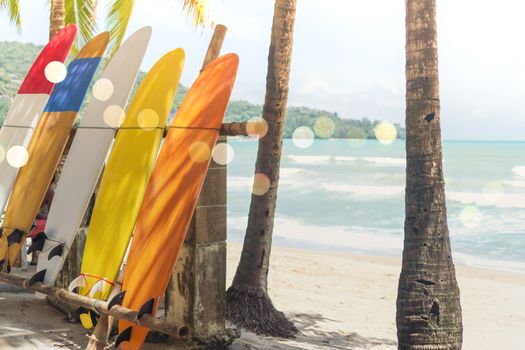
(227, 139), (525, 273)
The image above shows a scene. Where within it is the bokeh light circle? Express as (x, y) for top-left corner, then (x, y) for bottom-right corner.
(374, 121), (397, 145)
(313, 116), (336, 139)
(251, 173), (271, 196)
(44, 61), (67, 83)
(459, 206), (482, 228)
(212, 143), (234, 165)
(103, 105), (126, 128)
(189, 141), (211, 163)
(6, 146), (29, 168)
(92, 78), (114, 101)
(246, 117), (269, 139)
(137, 109), (159, 130)
(292, 126), (315, 149)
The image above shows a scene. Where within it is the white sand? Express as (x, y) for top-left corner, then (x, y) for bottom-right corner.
(227, 242), (525, 350)
(0, 243), (523, 349)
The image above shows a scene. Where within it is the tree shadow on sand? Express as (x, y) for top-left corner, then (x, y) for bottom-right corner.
(234, 312), (397, 350)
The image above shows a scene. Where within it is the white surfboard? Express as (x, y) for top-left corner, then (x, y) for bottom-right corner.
(0, 26), (76, 216)
(29, 27), (152, 286)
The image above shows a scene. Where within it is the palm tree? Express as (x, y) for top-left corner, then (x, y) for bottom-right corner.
(49, 0), (65, 39)
(396, 0), (463, 349)
(226, 0), (298, 338)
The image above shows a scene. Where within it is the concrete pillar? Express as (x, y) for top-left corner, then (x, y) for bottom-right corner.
(165, 136), (237, 348)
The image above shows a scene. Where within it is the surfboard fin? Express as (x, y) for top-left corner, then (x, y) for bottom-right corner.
(115, 326), (132, 348)
(108, 291), (126, 310)
(27, 269), (46, 286)
(89, 279), (107, 299)
(7, 229), (25, 246)
(27, 232), (48, 254)
(48, 244), (64, 260)
(68, 275), (86, 294)
(137, 298), (155, 320)
(0, 260), (11, 273)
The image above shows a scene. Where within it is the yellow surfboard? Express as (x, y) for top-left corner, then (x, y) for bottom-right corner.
(69, 49), (185, 328)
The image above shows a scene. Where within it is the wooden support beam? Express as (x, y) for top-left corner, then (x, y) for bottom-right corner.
(0, 272), (189, 339)
(66, 121), (250, 141)
(220, 122), (249, 137)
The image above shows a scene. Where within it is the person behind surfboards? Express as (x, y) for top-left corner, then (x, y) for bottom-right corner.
(28, 176), (56, 265)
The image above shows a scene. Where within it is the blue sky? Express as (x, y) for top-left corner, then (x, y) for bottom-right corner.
(1, 0), (524, 141)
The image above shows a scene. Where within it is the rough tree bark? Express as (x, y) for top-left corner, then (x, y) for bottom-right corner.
(226, 0), (298, 339)
(396, 1), (463, 349)
(49, 0), (65, 39)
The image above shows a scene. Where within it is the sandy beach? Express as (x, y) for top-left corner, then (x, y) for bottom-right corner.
(228, 242), (525, 350)
(0, 242), (523, 349)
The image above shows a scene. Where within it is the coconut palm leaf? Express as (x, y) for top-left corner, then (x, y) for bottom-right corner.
(65, 0), (98, 49)
(105, 0), (210, 58)
(105, 0), (134, 58)
(0, 0), (22, 31)
(181, 0), (210, 27)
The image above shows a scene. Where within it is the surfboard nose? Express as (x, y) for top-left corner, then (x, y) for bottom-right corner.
(77, 32), (110, 59)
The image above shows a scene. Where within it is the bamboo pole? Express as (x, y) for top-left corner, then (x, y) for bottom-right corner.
(202, 24), (228, 70)
(0, 272), (189, 339)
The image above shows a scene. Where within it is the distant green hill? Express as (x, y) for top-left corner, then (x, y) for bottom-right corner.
(0, 41), (404, 139)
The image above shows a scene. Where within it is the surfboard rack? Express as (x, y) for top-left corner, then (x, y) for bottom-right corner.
(0, 272), (190, 340)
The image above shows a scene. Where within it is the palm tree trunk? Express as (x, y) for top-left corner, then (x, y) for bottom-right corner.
(396, 1), (463, 349)
(49, 0), (65, 39)
(226, 0), (298, 338)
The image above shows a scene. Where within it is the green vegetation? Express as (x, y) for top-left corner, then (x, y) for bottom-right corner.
(0, 41), (405, 139)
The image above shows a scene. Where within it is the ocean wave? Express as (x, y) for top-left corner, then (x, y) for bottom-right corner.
(362, 157), (406, 166)
(321, 183), (403, 198)
(228, 215), (402, 254)
(454, 252), (525, 274)
(287, 155), (331, 164)
(334, 156), (358, 163)
(503, 180), (525, 188)
(447, 191), (525, 209)
(280, 167), (304, 177)
(228, 215), (525, 274)
(512, 166), (525, 177)
(228, 175), (404, 199)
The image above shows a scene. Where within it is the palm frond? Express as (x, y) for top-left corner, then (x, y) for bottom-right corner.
(65, 0), (98, 51)
(0, 0), (22, 31)
(181, 0), (210, 27)
(105, 0), (134, 58)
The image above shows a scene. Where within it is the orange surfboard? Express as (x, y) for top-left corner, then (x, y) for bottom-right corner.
(115, 54), (239, 350)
